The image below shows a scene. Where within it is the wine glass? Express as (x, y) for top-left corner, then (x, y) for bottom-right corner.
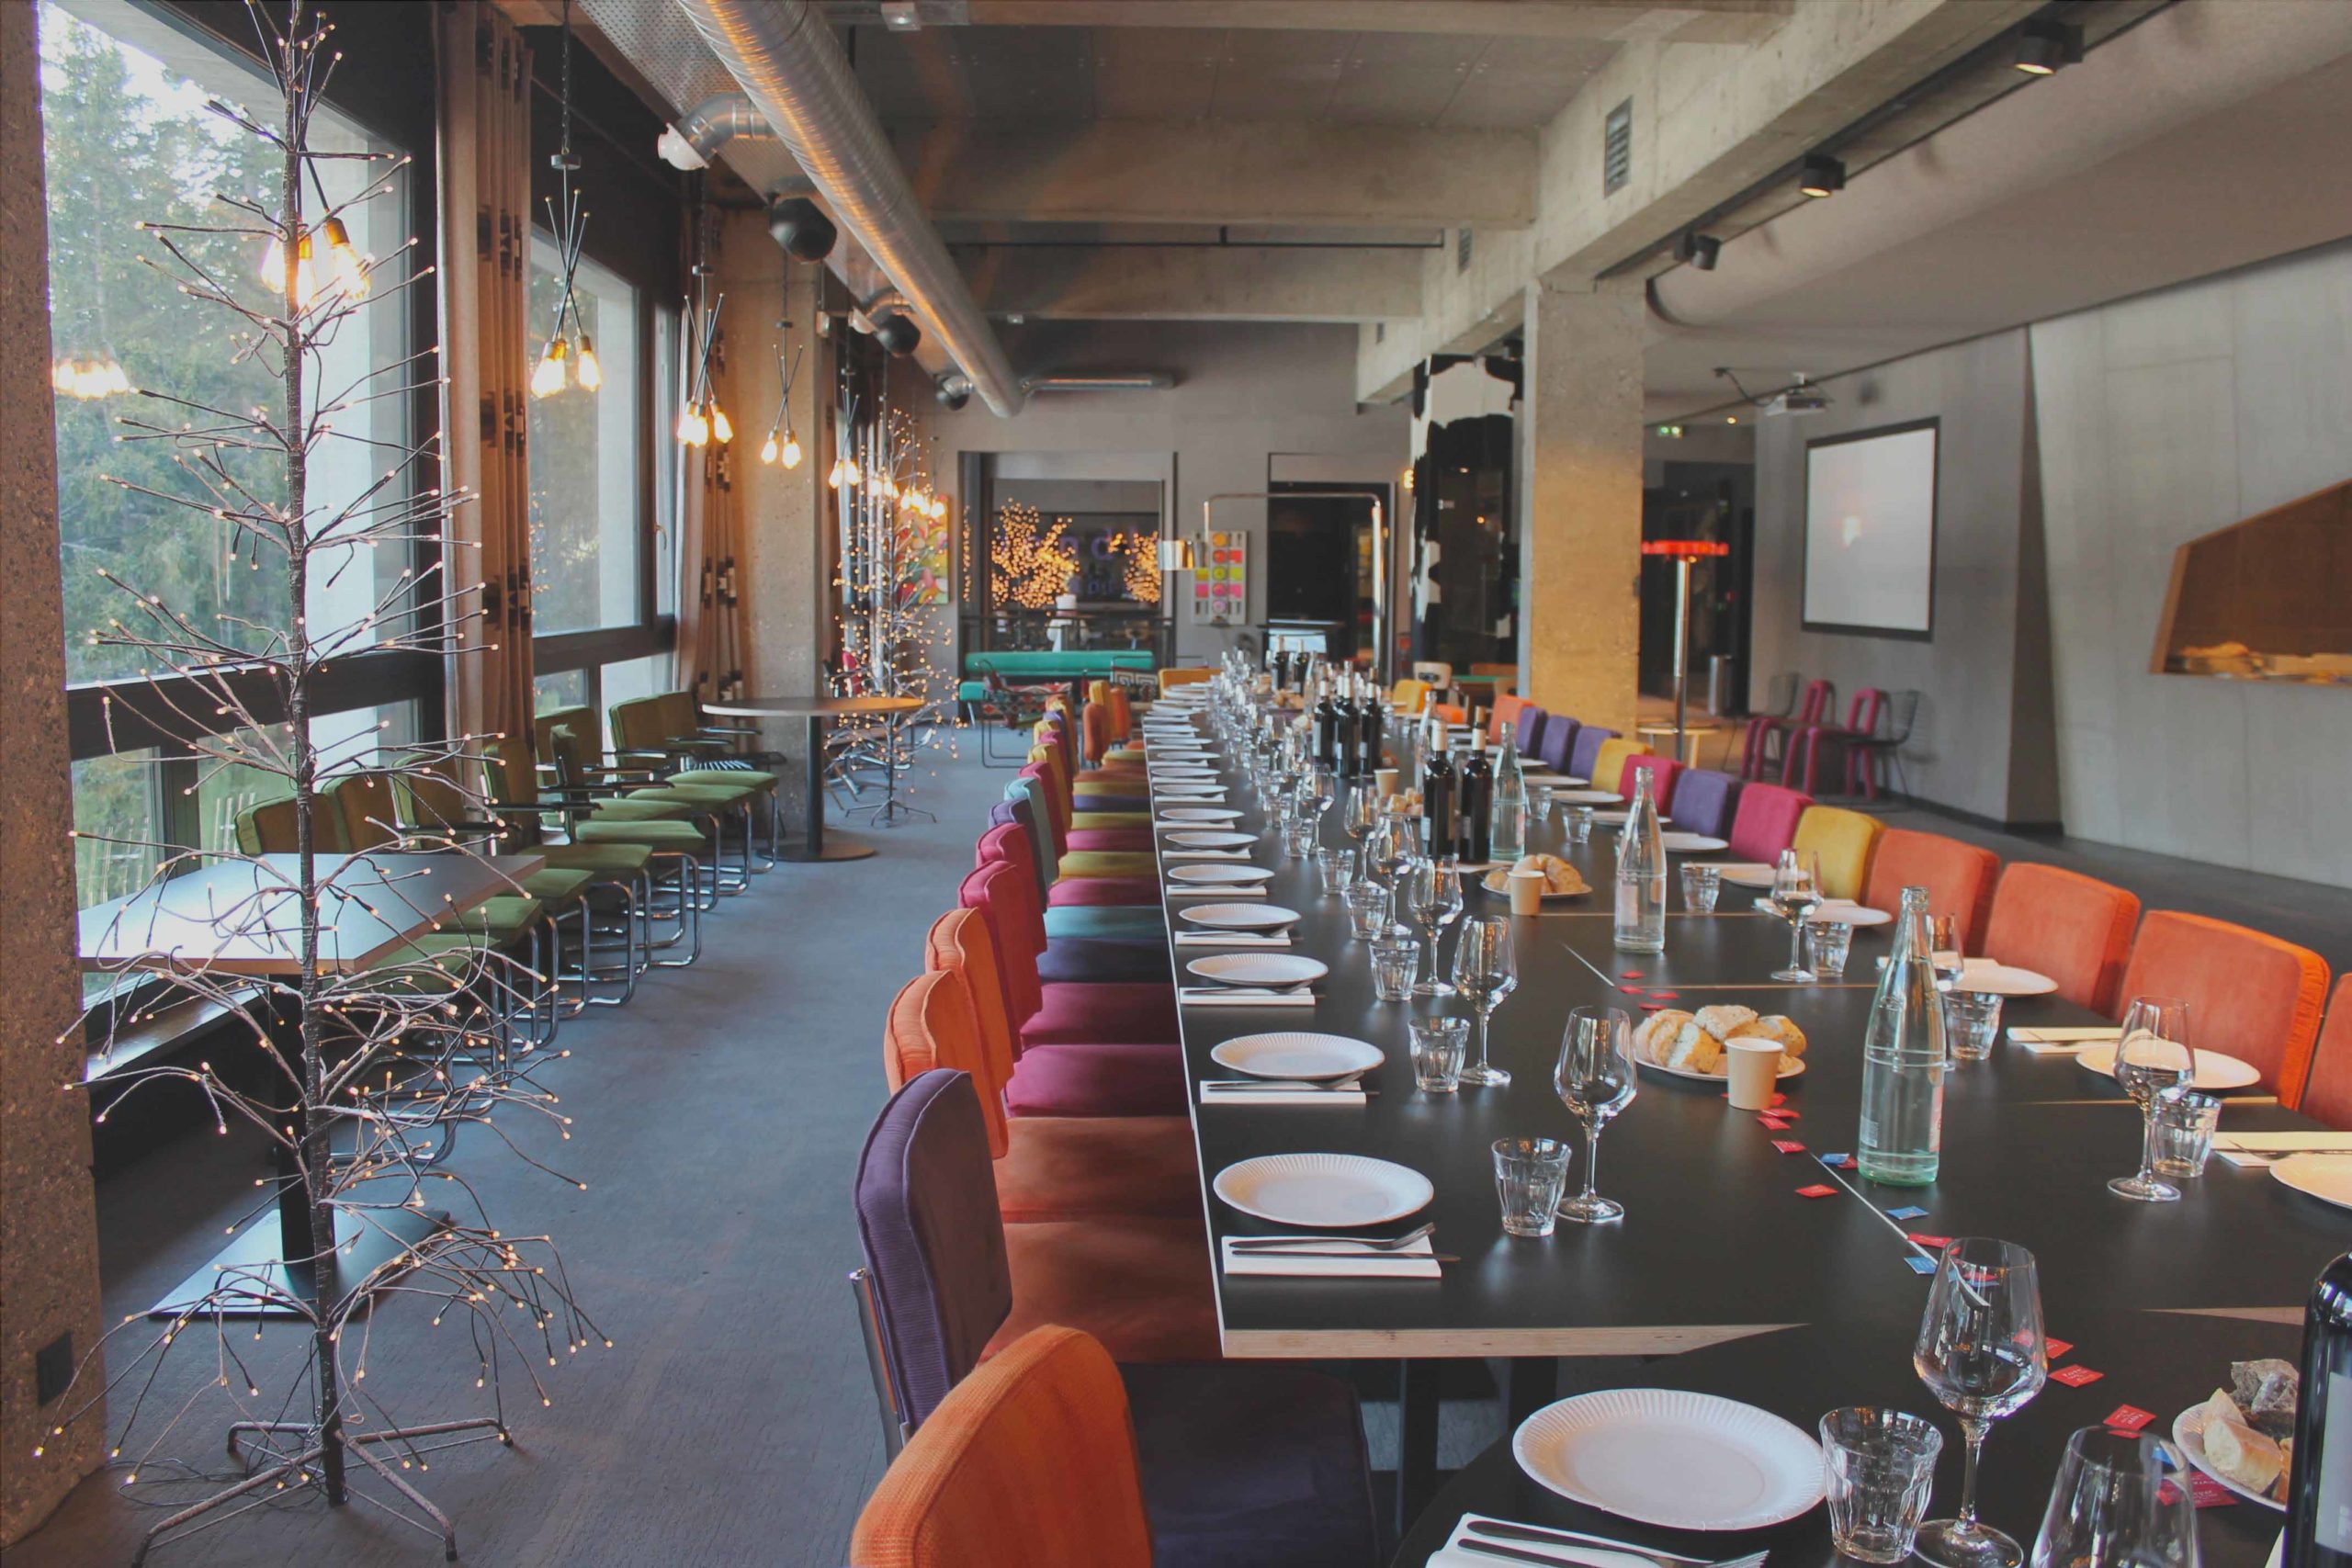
(1913, 1238), (2049, 1568)
(2029, 1427), (2197, 1568)
(1299, 765), (1336, 829)
(1769, 847), (1824, 982)
(1555, 1006), (1637, 1223)
(1451, 915), (1519, 1088)
(1364, 812), (1415, 892)
(1400, 856), (1464, 997)
(2109, 997), (2193, 1202)
(1343, 784), (1381, 880)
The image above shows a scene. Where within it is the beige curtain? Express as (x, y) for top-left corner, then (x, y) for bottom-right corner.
(674, 220), (745, 703)
(435, 3), (534, 742)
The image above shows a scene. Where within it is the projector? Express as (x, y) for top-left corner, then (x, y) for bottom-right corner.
(1761, 378), (1830, 417)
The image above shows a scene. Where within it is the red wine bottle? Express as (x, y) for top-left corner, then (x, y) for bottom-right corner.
(2285, 1250), (2351, 1568)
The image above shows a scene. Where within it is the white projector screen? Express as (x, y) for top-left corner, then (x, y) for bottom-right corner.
(1803, 422), (1939, 638)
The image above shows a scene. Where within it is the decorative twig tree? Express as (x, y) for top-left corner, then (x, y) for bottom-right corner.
(44, 4), (603, 1560)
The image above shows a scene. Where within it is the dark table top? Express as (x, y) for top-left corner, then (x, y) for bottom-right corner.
(1143, 717), (2346, 1359)
(702, 694), (923, 718)
(1390, 1312), (2301, 1568)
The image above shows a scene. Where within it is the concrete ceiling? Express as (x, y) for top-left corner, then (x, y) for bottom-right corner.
(1642, 1), (2352, 421)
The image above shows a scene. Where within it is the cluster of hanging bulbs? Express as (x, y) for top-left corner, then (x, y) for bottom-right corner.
(256, 216), (370, 310)
(674, 398), (732, 448)
(529, 329), (602, 400)
(759, 424), (803, 468)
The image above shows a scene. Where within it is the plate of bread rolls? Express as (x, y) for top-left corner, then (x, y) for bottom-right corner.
(1632, 1005), (1808, 1082)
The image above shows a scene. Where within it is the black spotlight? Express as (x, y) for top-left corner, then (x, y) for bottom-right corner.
(875, 311), (922, 357)
(1676, 230), (1721, 271)
(935, 378), (969, 412)
(2014, 19), (2083, 75)
(1797, 153), (1846, 198)
(767, 197), (837, 262)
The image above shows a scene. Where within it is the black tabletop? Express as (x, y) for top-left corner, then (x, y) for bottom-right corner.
(1143, 718), (2346, 1359)
(1389, 1312), (2301, 1568)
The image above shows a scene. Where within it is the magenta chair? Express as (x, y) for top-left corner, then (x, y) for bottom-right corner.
(1623, 754), (1681, 813)
(1726, 782), (1815, 863)
(962, 860), (1180, 1050)
(1743, 679), (1832, 781)
(1783, 687), (1883, 796)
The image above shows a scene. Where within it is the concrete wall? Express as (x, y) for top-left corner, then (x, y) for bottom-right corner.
(921, 320), (1409, 665)
(1751, 328), (2057, 824)
(2030, 242), (2352, 886)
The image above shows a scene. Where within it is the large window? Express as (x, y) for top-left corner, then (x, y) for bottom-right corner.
(527, 239), (644, 635)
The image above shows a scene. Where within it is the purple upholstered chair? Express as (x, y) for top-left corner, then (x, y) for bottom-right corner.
(1515, 703), (1548, 751)
(1535, 713), (1578, 774)
(1568, 725), (1618, 781)
(853, 1070), (1382, 1568)
(1668, 769), (1741, 840)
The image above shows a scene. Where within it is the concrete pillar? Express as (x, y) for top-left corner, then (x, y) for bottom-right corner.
(2, 0), (106, 1540)
(1517, 278), (1645, 733)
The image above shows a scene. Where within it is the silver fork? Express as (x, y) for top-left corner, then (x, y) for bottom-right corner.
(1203, 1073), (1365, 1092)
(1464, 1518), (1768, 1568)
(1229, 1221), (1433, 1252)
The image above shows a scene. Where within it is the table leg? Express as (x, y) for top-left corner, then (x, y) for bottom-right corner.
(776, 713), (875, 863)
(1396, 1357), (1442, 1537)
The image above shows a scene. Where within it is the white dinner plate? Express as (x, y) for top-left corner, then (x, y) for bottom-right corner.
(2074, 1044), (2262, 1091)
(1166, 830), (1258, 850)
(1178, 903), (1302, 932)
(1953, 959), (2059, 998)
(1169, 863), (1276, 886)
(1638, 1055), (1807, 1086)
(1213, 1153), (1432, 1227)
(1713, 863), (1778, 888)
(1592, 812), (1631, 829)
(1159, 807), (1242, 822)
(1208, 1031), (1383, 1081)
(1554, 789), (1624, 807)
(1187, 953), (1329, 990)
(2171, 1404), (2287, 1511)
(1480, 869), (1589, 900)
(1521, 773), (1588, 788)
(1758, 897), (1891, 928)
(1151, 762), (1218, 774)
(2269, 1154), (2352, 1211)
(1512, 1389), (1825, 1530)
(1662, 832), (1730, 853)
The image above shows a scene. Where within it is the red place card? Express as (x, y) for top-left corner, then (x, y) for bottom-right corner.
(2104, 1405), (2155, 1433)
(1770, 1093), (1789, 1108)
(2050, 1364), (2104, 1388)
(1620, 971), (1645, 980)
(1771, 1140), (1808, 1155)
(1639, 1002), (1668, 1012)
(1621, 987), (1647, 997)
(2046, 1338), (2074, 1360)
(1796, 1184), (1838, 1200)
(2188, 1472), (2237, 1508)
(1650, 990), (1680, 999)
(1905, 1233), (1953, 1250)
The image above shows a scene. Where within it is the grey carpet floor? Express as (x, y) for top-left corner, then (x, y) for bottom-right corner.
(13, 748), (2344, 1567)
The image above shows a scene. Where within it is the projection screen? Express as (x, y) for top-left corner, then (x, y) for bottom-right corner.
(1802, 421), (1939, 638)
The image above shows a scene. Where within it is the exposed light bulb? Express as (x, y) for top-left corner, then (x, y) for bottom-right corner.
(260, 229), (322, 307)
(322, 216), (369, 300)
(759, 431), (780, 465)
(709, 402), (733, 444)
(781, 431), (803, 469)
(827, 458), (843, 490)
(574, 335), (602, 391)
(529, 339), (569, 399)
(842, 457), (861, 486)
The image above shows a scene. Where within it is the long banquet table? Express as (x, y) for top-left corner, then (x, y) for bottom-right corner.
(1132, 701), (2346, 1538)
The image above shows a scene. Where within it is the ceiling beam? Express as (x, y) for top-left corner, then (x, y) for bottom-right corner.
(893, 118), (1536, 229)
(932, 3), (1793, 45)
(954, 244), (1429, 322)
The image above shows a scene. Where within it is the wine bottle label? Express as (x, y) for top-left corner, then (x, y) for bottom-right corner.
(2320, 1370), (2351, 1552)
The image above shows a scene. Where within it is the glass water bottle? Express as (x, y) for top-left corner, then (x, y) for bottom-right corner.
(1611, 769), (1666, 953)
(1858, 886), (1947, 1186)
(1488, 734), (1528, 863)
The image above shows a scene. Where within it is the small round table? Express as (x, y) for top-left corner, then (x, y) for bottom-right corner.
(1637, 720), (1724, 766)
(702, 694), (923, 863)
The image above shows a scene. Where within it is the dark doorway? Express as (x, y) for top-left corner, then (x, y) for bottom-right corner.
(1640, 460), (1754, 713)
(1268, 483), (1385, 665)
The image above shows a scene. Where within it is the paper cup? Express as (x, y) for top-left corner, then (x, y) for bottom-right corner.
(1724, 1038), (1782, 1111)
(1374, 767), (1399, 799)
(1507, 868), (1545, 917)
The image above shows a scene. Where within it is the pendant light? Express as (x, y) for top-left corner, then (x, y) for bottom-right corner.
(760, 331), (804, 468)
(531, 0), (596, 400)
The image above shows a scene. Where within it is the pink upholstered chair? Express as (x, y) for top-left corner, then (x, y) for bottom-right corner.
(1622, 754), (1681, 814)
(1743, 678), (1831, 781)
(1784, 688), (1883, 795)
(1725, 782), (1815, 863)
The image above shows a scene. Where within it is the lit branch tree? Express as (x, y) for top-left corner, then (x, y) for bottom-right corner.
(42, 5), (603, 1560)
(990, 500), (1077, 615)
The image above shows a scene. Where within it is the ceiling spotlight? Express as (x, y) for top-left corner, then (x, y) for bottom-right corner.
(1675, 231), (1721, 271)
(2014, 19), (2083, 75)
(1797, 153), (1846, 198)
(935, 376), (970, 412)
(767, 197), (837, 262)
(875, 312), (922, 357)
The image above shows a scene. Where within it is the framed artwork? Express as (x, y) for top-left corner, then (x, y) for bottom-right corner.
(1193, 529), (1248, 623)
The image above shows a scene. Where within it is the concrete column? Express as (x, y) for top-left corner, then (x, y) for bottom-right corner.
(1517, 279), (1645, 733)
(2, 0), (106, 1540)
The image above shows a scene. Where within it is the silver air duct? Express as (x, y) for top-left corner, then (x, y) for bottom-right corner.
(1023, 372), (1178, 394)
(665, 93), (775, 166)
(673, 0), (1024, 417)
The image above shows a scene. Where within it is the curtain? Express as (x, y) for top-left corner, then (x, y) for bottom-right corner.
(673, 219), (745, 704)
(435, 3), (533, 743)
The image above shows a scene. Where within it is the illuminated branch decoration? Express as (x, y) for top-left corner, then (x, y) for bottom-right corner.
(990, 501), (1076, 612)
(1117, 530), (1163, 604)
(41, 5), (603, 1560)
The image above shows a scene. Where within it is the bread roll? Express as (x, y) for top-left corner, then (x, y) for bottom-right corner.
(1634, 1010), (1694, 1064)
(2198, 1392), (2284, 1495)
(1693, 1004), (1758, 1041)
(1730, 1014), (1808, 1059)
(1660, 1021), (1723, 1075)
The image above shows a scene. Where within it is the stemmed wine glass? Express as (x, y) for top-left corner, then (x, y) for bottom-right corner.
(1913, 1238), (2049, 1568)
(1299, 765), (1336, 829)
(1451, 915), (1519, 1088)
(2029, 1427), (2198, 1568)
(1400, 855), (1464, 997)
(1769, 847), (1824, 982)
(1364, 812), (1417, 893)
(2109, 997), (2194, 1202)
(1343, 785), (1382, 882)
(1555, 1006), (1637, 1223)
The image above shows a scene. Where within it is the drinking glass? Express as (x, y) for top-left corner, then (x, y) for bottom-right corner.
(2150, 1089), (2221, 1180)
(1313, 846), (1349, 896)
(1370, 931), (1419, 1001)
(1409, 1017), (1469, 1093)
(1283, 820), (1315, 860)
(1929, 915), (1965, 991)
(1769, 847), (1823, 982)
(1451, 916), (1519, 1088)
(1679, 862), (1723, 914)
(2029, 1427), (2197, 1568)
(1913, 1238), (2048, 1568)
(1808, 920), (1857, 979)
(2109, 997), (2193, 1202)
(1400, 856), (1464, 998)
(1299, 765), (1335, 827)
(1568, 806), (1595, 845)
(1528, 783), (1555, 822)
(1343, 785), (1381, 879)
(1941, 991), (2003, 1062)
(1364, 812), (1416, 892)
(1555, 1006), (1637, 1223)
(1493, 1137), (1573, 1238)
(1821, 1408), (1945, 1565)
(1343, 881), (1391, 941)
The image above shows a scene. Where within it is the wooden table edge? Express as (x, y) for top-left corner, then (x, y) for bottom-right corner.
(1216, 1322), (1803, 1359)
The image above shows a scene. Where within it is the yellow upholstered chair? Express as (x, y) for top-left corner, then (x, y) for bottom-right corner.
(1792, 805), (1886, 903)
(1157, 667), (1215, 695)
(1389, 678), (1432, 716)
(1589, 738), (1653, 797)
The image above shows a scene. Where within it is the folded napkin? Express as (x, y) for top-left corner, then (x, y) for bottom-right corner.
(1221, 1235), (1439, 1280)
(1427, 1516), (1652, 1568)
(1173, 930), (1291, 948)
(1200, 1079), (1366, 1108)
(2214, 1133), (2352, 1168)
(1179, 984), (1314, 1007)
(1166, 884), (1265, 898)
(1156, 818), (1240, 829)
(1164, 849), (1251, 861)
(2009, 1026), (2122, 1053)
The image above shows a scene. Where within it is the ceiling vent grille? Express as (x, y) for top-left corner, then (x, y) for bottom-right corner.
(1602, 99), (1633, 196)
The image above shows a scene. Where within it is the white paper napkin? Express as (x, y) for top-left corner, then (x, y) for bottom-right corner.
(1199, 1080), (1367, 1108)
(1163, 849), (1251, 861)
(1179, 984), (1314, 1006)
(2009, 1026), (2122, 1053)
(1427, 1516), (1649, 1568)
(1172, 930), (1291, 948)
(1166, 885), (1265, 898)
(2213, 1133), (2352, 1168)
(1221, 1235), (1439, 1280)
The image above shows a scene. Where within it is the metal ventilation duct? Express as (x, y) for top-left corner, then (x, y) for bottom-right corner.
(673, 0), (1024, 416)
(1023, 372), (1178, 393)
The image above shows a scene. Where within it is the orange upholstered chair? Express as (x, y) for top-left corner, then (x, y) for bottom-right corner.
(2299, 975), (2352, 1130)
(1980, 863), (2141, 1014)
(852, 1325), (1155, 1568)
(881, 968), (1195, 1222)
(1863, 829), (1999, 951)
(2114, 911), (2330, 1104)
(1430, 702), (1468, 726)
(1490, 692), (1527, 748)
